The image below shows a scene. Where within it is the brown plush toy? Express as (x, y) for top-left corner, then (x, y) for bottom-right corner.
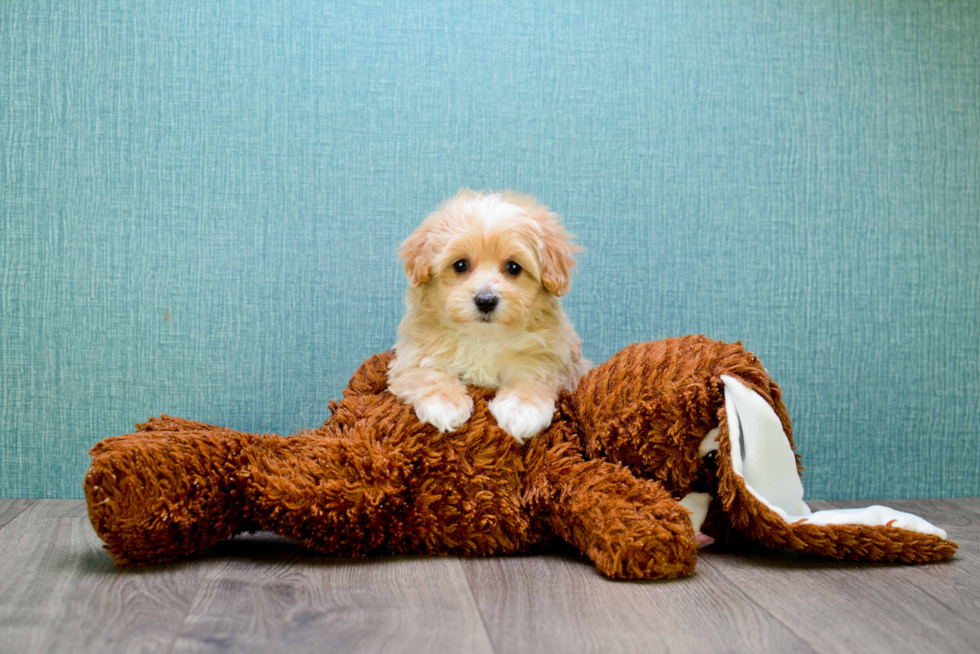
(84, 335), (956, 579)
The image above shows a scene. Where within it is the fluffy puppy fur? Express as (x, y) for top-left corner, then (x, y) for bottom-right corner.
(388, 189), (591, 441)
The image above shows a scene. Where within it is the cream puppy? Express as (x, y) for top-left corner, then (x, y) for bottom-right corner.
(388, 189), (591, 441)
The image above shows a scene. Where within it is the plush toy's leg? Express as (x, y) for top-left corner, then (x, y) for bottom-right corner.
(88, 392), (533, 564)
(242, 429), (417, 556)
(84, 415), (421, 564)
(84, 417), (256, 565)
(246, 393), (532, 558)
(525, 422), (699, 580)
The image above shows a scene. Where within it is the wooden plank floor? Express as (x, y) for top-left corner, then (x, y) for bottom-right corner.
(0, 498), (976, 654)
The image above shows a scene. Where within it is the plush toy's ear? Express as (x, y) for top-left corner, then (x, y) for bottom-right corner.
(706, 375), (956, 562)
(342, 352), (395, 397)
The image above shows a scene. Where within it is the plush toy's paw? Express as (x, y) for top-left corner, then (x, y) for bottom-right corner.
(413, 393), (474, 433)
(489, 394), (555, 442)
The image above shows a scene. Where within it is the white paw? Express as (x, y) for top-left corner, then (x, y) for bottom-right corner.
(489, 394), (555, 442)
(414, 395), (473, 433)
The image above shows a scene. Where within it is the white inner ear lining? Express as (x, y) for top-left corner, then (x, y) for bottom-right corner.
(720, 375), (946, 539)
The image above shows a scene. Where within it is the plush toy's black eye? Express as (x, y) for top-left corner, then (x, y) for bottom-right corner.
(702, 450), (718, 472)
(505, 261), (522, 276)
(453, 259), (469, 273)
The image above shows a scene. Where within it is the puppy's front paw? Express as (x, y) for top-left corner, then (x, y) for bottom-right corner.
(413, 394), (474, 433)
(489, 394), (555, 442)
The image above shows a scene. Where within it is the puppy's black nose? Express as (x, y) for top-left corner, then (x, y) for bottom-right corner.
(474, 292), (499, 314)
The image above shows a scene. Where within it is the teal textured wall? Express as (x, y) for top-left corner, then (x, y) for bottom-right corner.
(2, 1), (978, 499)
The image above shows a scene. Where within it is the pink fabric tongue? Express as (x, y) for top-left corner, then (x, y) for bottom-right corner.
(695, 533), (716, 548)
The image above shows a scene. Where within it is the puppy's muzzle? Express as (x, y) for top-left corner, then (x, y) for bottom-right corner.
(474, 292), (499, 315)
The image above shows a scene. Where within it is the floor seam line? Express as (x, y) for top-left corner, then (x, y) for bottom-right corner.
(163, 563), (212, 654)
(698, 553), (822, 654)
(0, 498), (39, 532)
(460, 559), (501, 654)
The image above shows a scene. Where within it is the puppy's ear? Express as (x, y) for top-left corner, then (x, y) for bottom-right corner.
(505, 192), (580, 297)
(539, 220), (578, 297)
(399, 224), (433, 287)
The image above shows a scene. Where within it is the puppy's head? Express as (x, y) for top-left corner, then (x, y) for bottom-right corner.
(400, 189), (579, 326)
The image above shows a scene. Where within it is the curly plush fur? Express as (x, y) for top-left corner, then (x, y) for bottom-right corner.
(84, 336), (956, 579)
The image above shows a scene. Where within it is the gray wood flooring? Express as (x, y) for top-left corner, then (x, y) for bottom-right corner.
(0, 498), (976, 654)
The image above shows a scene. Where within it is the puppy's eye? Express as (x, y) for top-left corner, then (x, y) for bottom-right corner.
(452, 259), (469, 273)
(505, 261), (522, 276)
